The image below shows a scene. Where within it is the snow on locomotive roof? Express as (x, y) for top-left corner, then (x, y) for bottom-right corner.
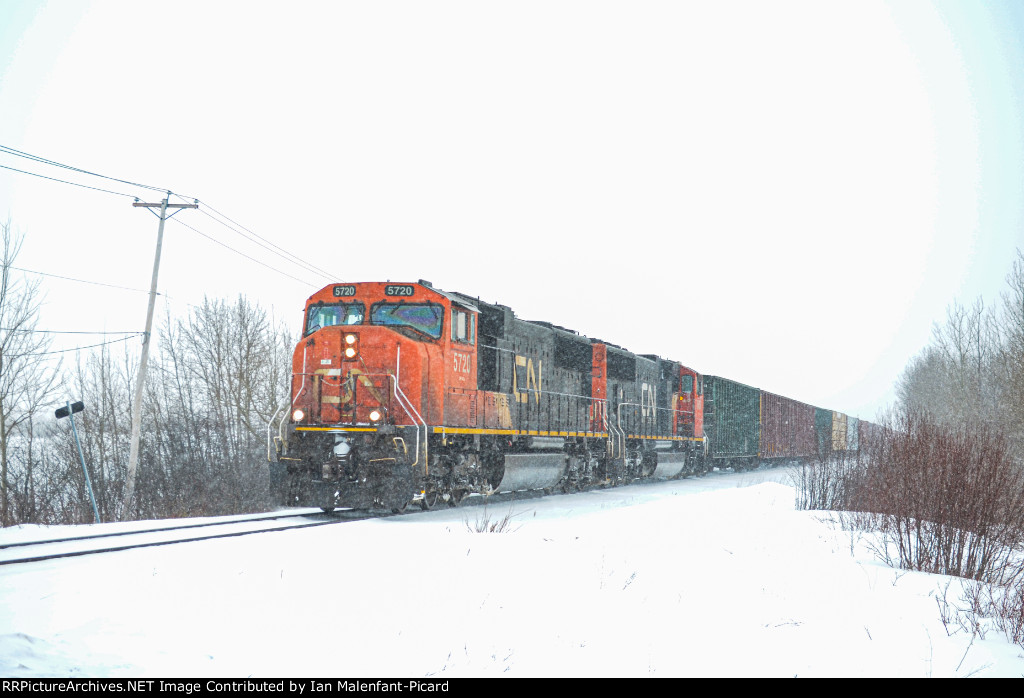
(417, 280), (480, 314)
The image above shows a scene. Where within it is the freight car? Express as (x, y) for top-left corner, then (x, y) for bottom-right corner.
(269, 280), (862, 511)
(703, 378), (841, 470)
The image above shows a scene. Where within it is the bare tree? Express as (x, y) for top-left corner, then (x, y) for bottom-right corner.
(0, 226), (294, 523)
(163, 296), (290, 513)
(0, 220), (62, 526)
(996, 249), (1024, 452)
(108, 295), (293, 518)
(896, 346), (950, 419)
(898, 296), (1001, 428)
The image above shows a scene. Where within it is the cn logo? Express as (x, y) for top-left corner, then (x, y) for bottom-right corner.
(512, 355), (542, 404)
(641, 383), (657, 418)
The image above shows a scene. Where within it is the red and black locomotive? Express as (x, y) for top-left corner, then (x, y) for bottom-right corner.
(270, 280), (708, 511)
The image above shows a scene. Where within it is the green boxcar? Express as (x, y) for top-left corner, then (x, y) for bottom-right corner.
(815, 408), (832, 455)
(705, 376), (760, 460)
(814, 408), (850, 455)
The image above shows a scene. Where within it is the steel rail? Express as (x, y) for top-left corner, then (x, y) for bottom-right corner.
(0, 512), (371, 566)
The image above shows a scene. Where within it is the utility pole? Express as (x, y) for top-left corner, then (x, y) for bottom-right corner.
(123, 192), (197, 519)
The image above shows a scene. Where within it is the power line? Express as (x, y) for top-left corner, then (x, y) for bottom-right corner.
(2, 143), (340, 289)
(197, 203), (340, 281)
(0, 163), (137, 199)
(171, 218), (316, 287)
(0, 144), (168, 194)
(0, 327), (140, 335)
(6, 264), (201, 311)
(2, 333), (145, 357)
(7, 265), (152, 293)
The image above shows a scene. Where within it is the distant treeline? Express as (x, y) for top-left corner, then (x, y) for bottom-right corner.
(1, 221), (293, 526)
(897, 247), (1024, 452)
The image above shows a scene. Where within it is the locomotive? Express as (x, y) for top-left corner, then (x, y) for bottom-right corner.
(269, 280), (863, 511)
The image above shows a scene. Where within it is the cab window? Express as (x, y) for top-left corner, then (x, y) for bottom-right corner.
(305, 302), (364, 336)
(370, 302), (444, 339)
(681, 375), (694, 393)
(451, 307), (475, 345)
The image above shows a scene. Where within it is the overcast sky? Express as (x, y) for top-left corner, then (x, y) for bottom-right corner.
(1, 0), (1023, 421)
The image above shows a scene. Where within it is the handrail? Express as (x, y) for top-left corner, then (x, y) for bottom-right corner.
(394, 345), (427, 472)
(267, 403), (284, 462)
(616, 402), (644, 458)
(390, 376), (425, 470)
(279, 344), (309, 448)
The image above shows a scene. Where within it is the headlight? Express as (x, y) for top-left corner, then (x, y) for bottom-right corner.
(292, 408), (305, 422)
(369, 409), (381, 422)
(342, 333), (359, 360)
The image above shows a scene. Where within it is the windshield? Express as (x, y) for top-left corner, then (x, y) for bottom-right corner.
(305, 302), (365, 336)
(370, 302), (443, 339)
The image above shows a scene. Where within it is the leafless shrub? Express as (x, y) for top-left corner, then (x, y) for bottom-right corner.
(797, 405), (1024, 649)
(936, 576), (1024, 648)
(935, 579), (956, 636)
(794, 430), (878, 538)
(956, 581), (990, 640)
(858, 411), (1024, 586)
(794, 450), (870, 514)
(466, 506), (520, 533)
(994, 580), (1024, 645)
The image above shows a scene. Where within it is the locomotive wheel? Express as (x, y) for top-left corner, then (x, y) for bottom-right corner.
(448, 489), (467, 507)
(321, 506), (336, 513)
(420, 489), (439, 510)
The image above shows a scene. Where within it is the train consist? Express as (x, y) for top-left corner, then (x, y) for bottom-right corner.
(269, 280), (868, 511)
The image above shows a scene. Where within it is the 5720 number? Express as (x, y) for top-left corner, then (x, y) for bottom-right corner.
(453, 352), (471, 374)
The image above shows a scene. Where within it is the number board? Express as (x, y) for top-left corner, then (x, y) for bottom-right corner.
(333, 286), (357, 297)
(384, 284), (415, 297)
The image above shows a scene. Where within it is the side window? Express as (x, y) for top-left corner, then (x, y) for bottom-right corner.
(681, 374), (694, 393)
(451, 307), (476, 345)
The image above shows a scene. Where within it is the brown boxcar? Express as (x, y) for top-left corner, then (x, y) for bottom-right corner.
(759, 391), (816, 460)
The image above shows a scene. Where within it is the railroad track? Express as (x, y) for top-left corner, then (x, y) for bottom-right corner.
(0, 475), (682, 567)
(0, 510), (373, 566)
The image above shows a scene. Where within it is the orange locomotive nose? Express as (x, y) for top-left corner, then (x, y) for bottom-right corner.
(297, 327), (396, 427)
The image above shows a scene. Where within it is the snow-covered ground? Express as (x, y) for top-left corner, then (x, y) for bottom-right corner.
(2, 467), (1023, 678)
